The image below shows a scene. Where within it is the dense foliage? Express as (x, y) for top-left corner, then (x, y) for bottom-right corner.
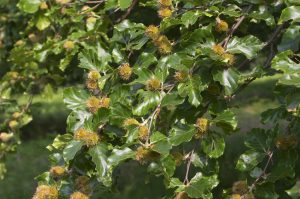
(1, 0), (300, 198)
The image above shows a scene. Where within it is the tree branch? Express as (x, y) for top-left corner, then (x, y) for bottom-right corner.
(220, 5), (253, 49)
(116, 0), (138, 23)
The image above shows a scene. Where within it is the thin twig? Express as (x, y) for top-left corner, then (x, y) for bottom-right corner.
(116, 0), (138, 23)
(183, 150), (194, 185)
(220, 5), (253, 49)
(247, 151), (273, 193)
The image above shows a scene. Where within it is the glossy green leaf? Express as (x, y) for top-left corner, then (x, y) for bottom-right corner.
(169, 124), (196, 146)
(63, 140), (84, 163)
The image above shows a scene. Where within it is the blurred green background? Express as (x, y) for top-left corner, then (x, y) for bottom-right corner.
(0, 75), (299, 199)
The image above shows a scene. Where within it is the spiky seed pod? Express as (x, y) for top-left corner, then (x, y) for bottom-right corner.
(70, 192), (90, 199)
(138, 125), (148, 141)
(40, 2), (48, 10)
(195, 118), (209, 139)
(276, 134), (298, 150)
(123, 118), (140, 127)
(158, 7), (173, 18)
(174, 71), (188, 82)
(8, 71), (19, 79)
(8, 120), (19, 129)
(55, 0), (72, 4)
(32, 185), (58, 199)
(175, 192), (189, 199)
(86, 96), (101, 113)
(50, 166), (66, 178)
(12, 112), (21, 119)
(155, 35), (172, 54)
(145, 25), (160, 40)
(216, 18), (229, 32)
(231, 194), (241, 199)
(222, 53), (235, 65)
(75, 176), (92, 195)
(88, 70), (100, 80)
(158, 0), (172, 7)
(63, 40), (75, 50)
(172, 152), (183, 166)
(86, 80), (98, 90)
(212, 44), (225, 55)
(74, 128), (99, 147)
(0, 132), (14, 142)
(99, 97), (110, 108)
(232, 181), (248, 195)
(135, 146), (160, 164)
(118, 63), (133, 80)
(146, 78), (161, 91)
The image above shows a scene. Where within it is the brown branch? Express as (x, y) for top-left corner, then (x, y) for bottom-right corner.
(183, 150), (194, 185)
(220, 5), (253, 49)
(247, 151), (273, 194)
(116, 0), (138, 23)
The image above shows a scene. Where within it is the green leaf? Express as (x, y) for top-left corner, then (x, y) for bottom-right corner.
(185, 173), (219, 198)
(227, 35), (264, 59)
(79, 44), (111, 71)
(278, 25), (300, 52)
(63, 140), (84, 163)
(178, 75), (204, 107)
(134, 52), (157, 69)
(212, 109), (238, 130)
(201, 134), (225, 158)
(88, 144), (108, 178)
(236, 150), (265, 171)
(279, 6), (300, 24)
(36, 16), (50, 31)
(118, 0), (132, 10)
(133, 91), (160, 116)
(213, 68), (239, 96)
(181, 10), (200, 28)
(150, 132), (172, 155)
(18, 0), (41, 13)
(64, 87), (89, 111)
(169, 124), (196, 146)
(161, 155), (176, 177)
(161, 93), (185, 107)
(271, 50), (300, 73)
(108, 147), (135, 166)
(47, 134), (73, 151)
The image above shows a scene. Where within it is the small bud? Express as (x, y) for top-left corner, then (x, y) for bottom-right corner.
(138, 125), (148, 141)
(172, 152), (183, 166)
(216, 18), (229, 32)
(175, 192), (189, 199)
(70, 191), (89, 199)
(212, 44), (225, 55)
(195, 118), (209, 139)
(50, 166), (66, 178)
(12, 112), (21, 119)
(9, 120), (19, 129)
(86, 80), (98, 90)
(15, 40), (25, 46)
(145, 25), (160, 40)
(86, 96), (101, 113)
(63, 40), (75, 50)
(33, 185), (58, 199)
(146, 78), (161, 91)
(158, 7), (173, 18)
(74, 128), (99, 147)
(231, 194), (241, 199)
(88, 70), (100, 80)
(232, 181), (248, 195)
(86, 17), (97, 24)
(118, 63), (133, 80)
(158, 0), (172, 7)
(75, 176), (92, 195)
(0, 132), (14, 142)
(222, 53), (235, 65)
(28, 33), (39, 43)
(174, 71), (188, 82)
(99, 97), (110, 108)
(123, 118), (140, 127)
(155, 35), (172, 54)
(276, 134), (298, 150)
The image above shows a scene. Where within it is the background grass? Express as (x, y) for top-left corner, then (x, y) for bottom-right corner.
(1, 75), (299, 198)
